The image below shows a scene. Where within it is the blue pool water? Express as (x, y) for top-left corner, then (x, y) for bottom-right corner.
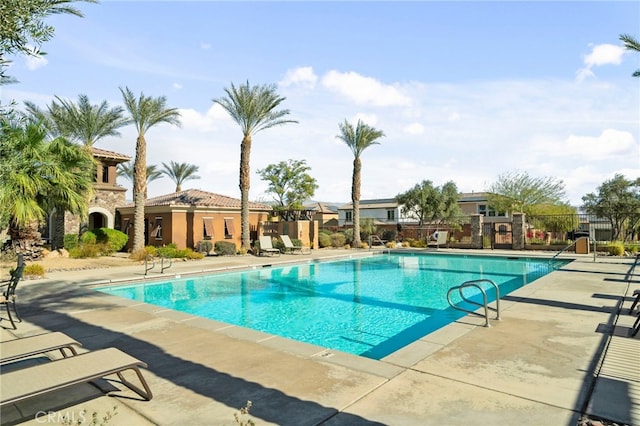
(97, 253), (564, 359)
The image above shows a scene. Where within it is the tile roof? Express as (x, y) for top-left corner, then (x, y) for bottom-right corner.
(123, 189), (271, 210)
(90, 147), (131, 162)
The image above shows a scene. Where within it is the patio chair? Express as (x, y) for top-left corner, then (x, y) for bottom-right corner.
(0, 256), (25, 329)
(280, 235), (310, 254)
(427, 231), (448, 249)
(0, 347), (153, 406)
(258, 236), (281, 256)
(1, 332), (82, 365)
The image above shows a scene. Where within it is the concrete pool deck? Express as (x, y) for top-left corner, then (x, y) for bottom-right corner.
(1, 249), (638, 426)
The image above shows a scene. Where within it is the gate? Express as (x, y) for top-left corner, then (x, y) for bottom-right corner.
(482, 222), (513, 249)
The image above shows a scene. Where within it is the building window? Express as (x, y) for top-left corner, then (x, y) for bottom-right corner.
(123, 219), (131, 235)
(345, 211), (353, 222)
(102, 165), (109, 183)
(479, 204), (506, 217)
(152, 217), (162, 240)
(387, 210), (395, 220)
(224, 218), (235, 239)
(203, 218), (214, 240)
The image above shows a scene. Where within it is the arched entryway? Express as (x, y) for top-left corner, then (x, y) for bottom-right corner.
(87, 207), (114, 231)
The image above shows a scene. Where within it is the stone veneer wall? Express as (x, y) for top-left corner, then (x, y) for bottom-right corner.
(511, 213), (526, 250)
(64, 187), (127, 235)
(470, 214), (483, 249)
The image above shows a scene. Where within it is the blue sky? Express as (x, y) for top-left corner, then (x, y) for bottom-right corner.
(4, 1), (639, 206)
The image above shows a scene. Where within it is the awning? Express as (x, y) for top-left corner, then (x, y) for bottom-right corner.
(203, 218), (214, 238)
(224, 218), (235, 236)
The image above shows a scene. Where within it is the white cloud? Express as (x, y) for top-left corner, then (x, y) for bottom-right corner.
(564, 129), (637, 160)
(178, 104), (231, 132)
(321, 70), (412, 107)
(200, 42), (211, 50)
(279, 66), (317, 89)
(403, 123), (425, 135)
(172, 83), (183, 90)
(576, 43), (626, 82)
(24, 52), (48, 71)
(352, 113), (378, 126)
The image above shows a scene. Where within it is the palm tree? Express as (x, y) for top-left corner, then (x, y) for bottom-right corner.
(120, 87), (181, 253)
(117, 162), (164, 199)
(24, 94), (130, 145)
(620, 33), (640, 77)
(336, 119), (385, 248)
(213, 81), (297, 250)
(161, 161), (200, 192)
(0, 117), (94, 257)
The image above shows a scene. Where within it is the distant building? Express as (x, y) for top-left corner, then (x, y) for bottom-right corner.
(116, 189), (272, 251)
(46, 147), (131, 248)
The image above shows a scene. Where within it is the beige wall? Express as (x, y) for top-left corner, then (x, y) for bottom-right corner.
(119, 208), (269, 251)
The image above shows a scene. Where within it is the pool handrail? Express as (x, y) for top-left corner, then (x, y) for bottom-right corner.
(446, 279), (501, 327)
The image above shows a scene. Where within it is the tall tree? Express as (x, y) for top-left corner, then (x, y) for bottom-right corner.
(487, 170), (567, 216)
(25, 95), (129, 146)
(0, 0), (96, 89)
(582, 174), (640, 241)
(117, 163), (164, 199)
(336, 119), (385, 247)
(0, 117), (94, 255)
(213, 81), (297, 250)
(161, 161), (200, 192)
(257, 159), (318, 209)
(120, 87), (181, 253)
(396, 180), (462, 226)
(620, 33), (640, 77)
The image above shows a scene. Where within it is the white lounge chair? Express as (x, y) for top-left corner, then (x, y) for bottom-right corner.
(1, 332), (82, 364)
(428, 231), (448, 249)
(0, 347), (153, 406)
(258, 236), (281, 256)
(280, 235), (310, 254)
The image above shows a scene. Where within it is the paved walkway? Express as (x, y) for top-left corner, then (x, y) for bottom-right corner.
(1, 249), (638, 426)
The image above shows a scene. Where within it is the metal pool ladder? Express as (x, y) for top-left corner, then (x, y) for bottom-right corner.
(446, 279), (501, 327)
(144, 255), (173, 276)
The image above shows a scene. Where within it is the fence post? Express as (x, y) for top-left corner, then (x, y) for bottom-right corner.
(471, 214), (483, 249)
(512, 213), (526, 250)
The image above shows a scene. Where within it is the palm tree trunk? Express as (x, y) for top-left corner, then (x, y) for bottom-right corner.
(239, 134), (252, 250)
(132, 134), (147, 252)
(352, 156), (361, 247)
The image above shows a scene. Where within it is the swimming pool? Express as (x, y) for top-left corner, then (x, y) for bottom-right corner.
(97, 252), (565, 359)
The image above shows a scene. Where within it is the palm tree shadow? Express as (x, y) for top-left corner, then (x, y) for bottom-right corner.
(12, 283), (385, 426)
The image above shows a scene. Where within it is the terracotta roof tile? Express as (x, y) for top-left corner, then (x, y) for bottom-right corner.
(90, 147), (131, 162)
(123, 189), (271, 210)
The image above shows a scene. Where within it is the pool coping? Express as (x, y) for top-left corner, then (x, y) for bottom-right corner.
(82, 250), (574, 379)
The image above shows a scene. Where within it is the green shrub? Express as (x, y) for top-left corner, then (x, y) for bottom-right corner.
(23, 264), (45, 277)
(80, 231), (97, 245)
(330, 233), (346, 248)
(318, 233), (332, 248)
(342, 229), (353, 245)
(409, 239), (426, 248)
(63, 234), (79, 250)
(69, 244), (102, 258)
(273, 238), (285, 253)
(624, 243), (639, 254)
(215, 241), (237, 256)
(607, 241), (625, 256)
(382, 230), (397, 242)
(130, 248), (152, 261)
(196, 240), (214, 255)
(529, 238), (545, 245)
(185, 248), (204, 259)
(94, 228), (128, 253)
